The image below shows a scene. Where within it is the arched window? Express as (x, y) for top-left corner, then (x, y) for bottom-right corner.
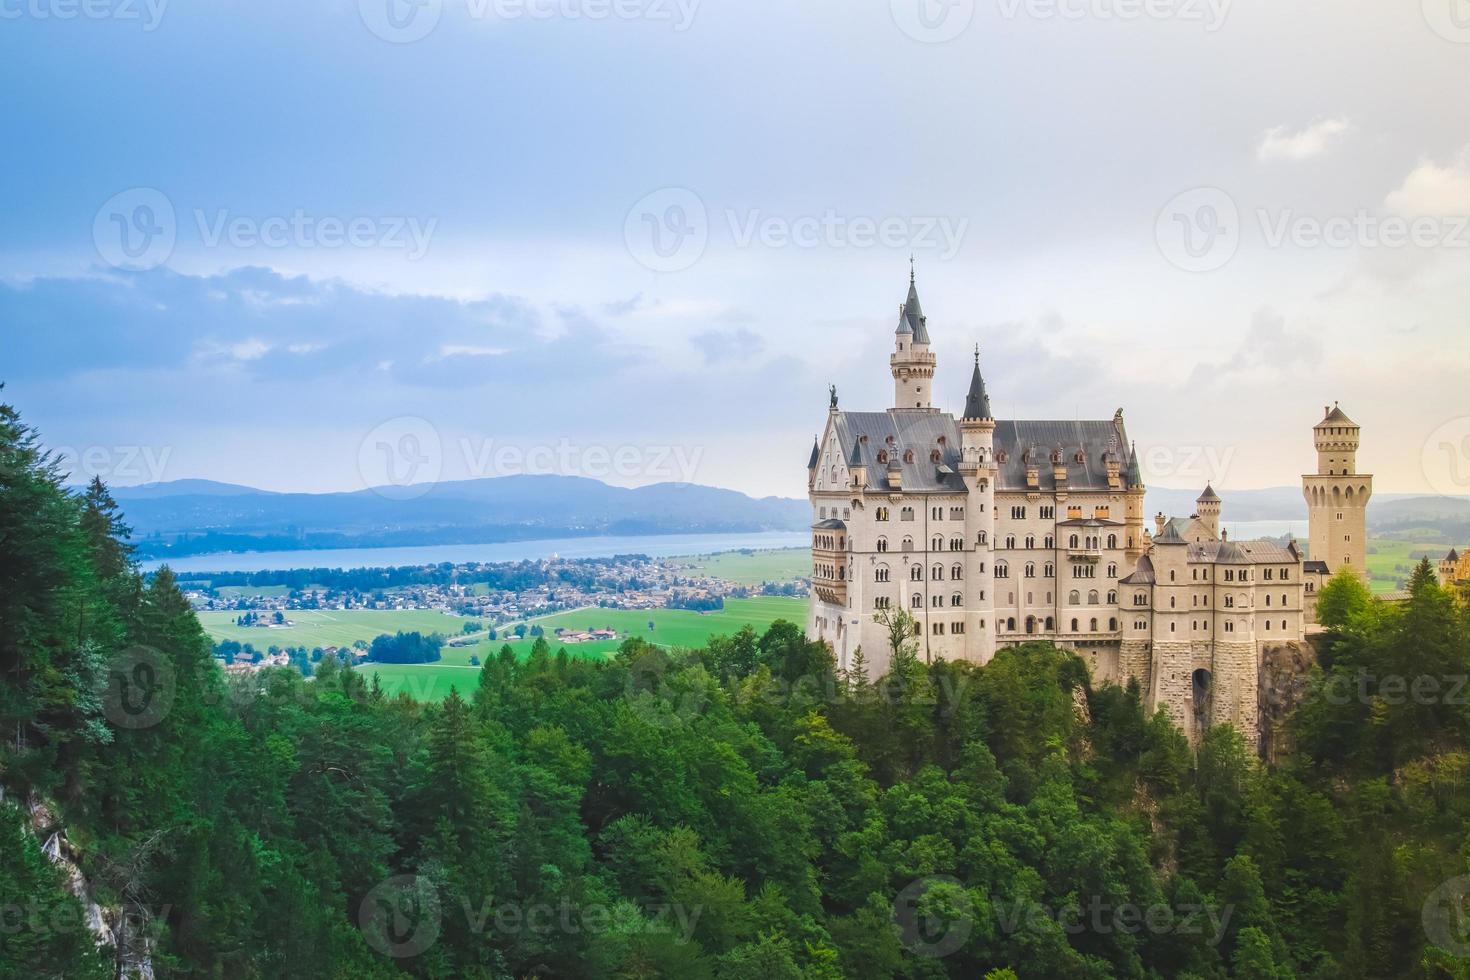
(951, 564), (962, 579)
(1068, 590), (1080, 604)
(1090, 617), (1099, 631)
(875, 565), (890, 582)
(876, 506), (889, 521)
(1106, 590), (1117, 604)
(1088, 590), (1100, 605)
(951, 592), (962, 607)
(1044, 535), (1054, 549)
(902, 536), (914, 553)
(995, 561), (1010, 579)
(1025, 562), (1036, 578)
(1024, 535), (1035, 549)
(1070, 617), (1079, 631)
(1044, 562), (1054, 578)
(1006, 617), (1017, 631)
(931, 564), (943, 580)
(1106, 563), (1117, 577)
(1069, 534), (1079, 548)
(876, 536), (888, 553)
(1005, 535), (1016, 549)
(950, 537), (963, 551)
(911, 593), (923, 609)
(910, 565), (923, 581)
(932, 535), (944, 551)
(1107, 534), (1117, 549)
(978, 530), (988, 545)
(1045, 616), (1054, 630)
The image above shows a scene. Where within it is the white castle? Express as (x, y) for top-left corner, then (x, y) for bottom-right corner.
(806, 270), (1372, 746)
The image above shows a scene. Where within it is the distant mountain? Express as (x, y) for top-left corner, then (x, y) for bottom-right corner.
(1145, 486), (1470, 539)
(117, 475), (810, 559)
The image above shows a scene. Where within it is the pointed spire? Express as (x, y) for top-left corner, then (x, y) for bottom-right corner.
(1197, 483), (1220, 503)
(847, 440), (863, 467)
(962, 345), (992, 421)
(807, 435), (820, 470)
(1125, 441), (1144, 488)
(904, 270), (929, 344)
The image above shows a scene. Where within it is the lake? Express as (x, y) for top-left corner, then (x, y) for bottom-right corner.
(139, 530), (811, 573)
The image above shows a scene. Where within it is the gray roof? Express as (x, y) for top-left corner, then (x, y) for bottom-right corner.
(962, 352), (993, 421)
(807, 437), (820, 470)
(1447, 549), (1459, 562)
(1154, 522), (1187, 545)
(813, 518), (846, 530)
(901, 275), (930, 344)
(1125, 443), (1144, 488)
(847, 440), (863, 467)
(1187, 538), (1300, 564)
(1119, 555), (1155, 585)
(1303, 560), (1330, 574)
(831, 410), (1133, 494)
(1197, 483), (1220, 503)
(1317, 404), (1356, 426)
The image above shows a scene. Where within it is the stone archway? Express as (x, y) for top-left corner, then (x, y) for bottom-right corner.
(1192, 668), (1213, 729)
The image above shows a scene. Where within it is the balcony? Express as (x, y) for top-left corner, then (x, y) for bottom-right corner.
(1067, 547), (1102, 562)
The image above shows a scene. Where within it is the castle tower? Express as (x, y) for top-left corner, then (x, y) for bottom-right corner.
(890, 265), (936, 410)
(1196, 484), (1221, 539)
(959, 346), (998, 663)
(1124, 443), (1148, 564)
(1302, 403), (1372, 579)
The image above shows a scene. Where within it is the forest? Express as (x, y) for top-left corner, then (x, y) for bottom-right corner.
(3, 397), (1470, 979)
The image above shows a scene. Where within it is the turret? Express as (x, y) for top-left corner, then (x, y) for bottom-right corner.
(848, 441), (867, 489)
(1196, 483), (1221, 539)
(1303, 402), (1373, 582)
(889, 263), (937, 410)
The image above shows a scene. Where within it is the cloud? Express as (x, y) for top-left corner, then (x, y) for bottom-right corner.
(1186, 308), (1322, 387)
(1255, 116), (1352, 162)
(1385, 146), (1470, 216)
(690, 327), (765, 365)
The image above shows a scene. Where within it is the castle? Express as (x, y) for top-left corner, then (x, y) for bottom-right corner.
(806, 271), (1372, 747)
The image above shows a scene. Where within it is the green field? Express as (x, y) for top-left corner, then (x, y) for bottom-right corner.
(197, 608), (482, 649)
(673, 548), (809, 585)
(1364, 538), (1456, 593)
(366, 596), (807, 699)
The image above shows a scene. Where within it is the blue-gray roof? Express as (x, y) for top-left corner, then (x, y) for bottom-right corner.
(830, 410), (1131, 494)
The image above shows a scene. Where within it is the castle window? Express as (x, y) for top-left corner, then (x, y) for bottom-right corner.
(932, 595), (943, 607)
(1071, 617), (1079, 632)
(995, 561), (1010, 579)
(1107, 590), (1117, 604)
(911, 565), (923, 581)
(1069, 534), (1079, 548)
(1106, 563), (1117, 577)
(901, 507), (915, 521)
(1040, 506), (1055, 519)
(1044, 616), (1054, 630)
(1044, 535), (1054, 549)
(1225, 621), (1234, 632)
(1107, 534), (1117, 549)
(875, 566), (890, 583)
(876, 537), (888, 553)
(950, 537), (964, 551)
(977, 530), (988, 545)
(1024, 534), (1035, 549)
(1005, 535), (1016, 549)
(911, 594), (923, 609)
(874, 597), (890, 609)
(904, 450), (915, 464)
(1011, 505), (1026, 519)
(1044, 562), (1055, 577)
(951, 564), (962, 579)
(1225, 595), (1234, 608)
(932, 622), (943, 634)
(932, 564), (943, 580)
(1108, 617), (1117, 631)
(1265, 594), (1271, 606)
(1088, 590), (1099, 605)
(1025, 562), (1036, 578)
(1135, 592), (1147, 606)
(951, 621), (965, 634)
(1281, 594), (1287, 606)
(876, 507), (890, 521)
(877, 450), (888, 464)
(902, 537), (914, 552)
(951, 593), (962, 606)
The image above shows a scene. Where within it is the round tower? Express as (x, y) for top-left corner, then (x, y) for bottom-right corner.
(890, 265), (936, 410)
(1302, 403), (1372, 579)
(1196, 483), (1221, 539)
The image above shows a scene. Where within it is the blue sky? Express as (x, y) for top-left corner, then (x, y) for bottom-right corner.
(3, 0), (1470, 499)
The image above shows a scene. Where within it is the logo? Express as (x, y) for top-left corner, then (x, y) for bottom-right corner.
(1155, 186), (1240, 272)
(99, 646), (176, 730)
(893, 876), (973, 958)
(1423, 416), (1470, 498)
(359, 0), (443, 43)
(359, 875), (442, 958)
(93, 188), (176, 271)
(1423, 0), (1470, 43)
(624, 188), (708, 272)
(890, 0), (975, 42)
(1423, 875), (1470, 956)
(358, 416), (443, 499)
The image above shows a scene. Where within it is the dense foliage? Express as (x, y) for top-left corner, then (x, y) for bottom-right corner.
(3, 398), (1470, 978)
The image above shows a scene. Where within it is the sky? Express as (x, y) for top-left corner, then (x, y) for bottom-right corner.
(2, 0), (1470, 501)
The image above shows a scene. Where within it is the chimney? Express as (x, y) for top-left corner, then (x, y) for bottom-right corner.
(1155, 512), (1166, 536)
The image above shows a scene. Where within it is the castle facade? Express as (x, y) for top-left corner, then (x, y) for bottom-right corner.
(806, 272), (1370, 746)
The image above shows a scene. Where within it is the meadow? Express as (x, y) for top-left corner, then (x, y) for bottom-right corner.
(1364, 537), (1456, 593)
(196, 608), (483, 649)
(671, 548), (809, 585)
